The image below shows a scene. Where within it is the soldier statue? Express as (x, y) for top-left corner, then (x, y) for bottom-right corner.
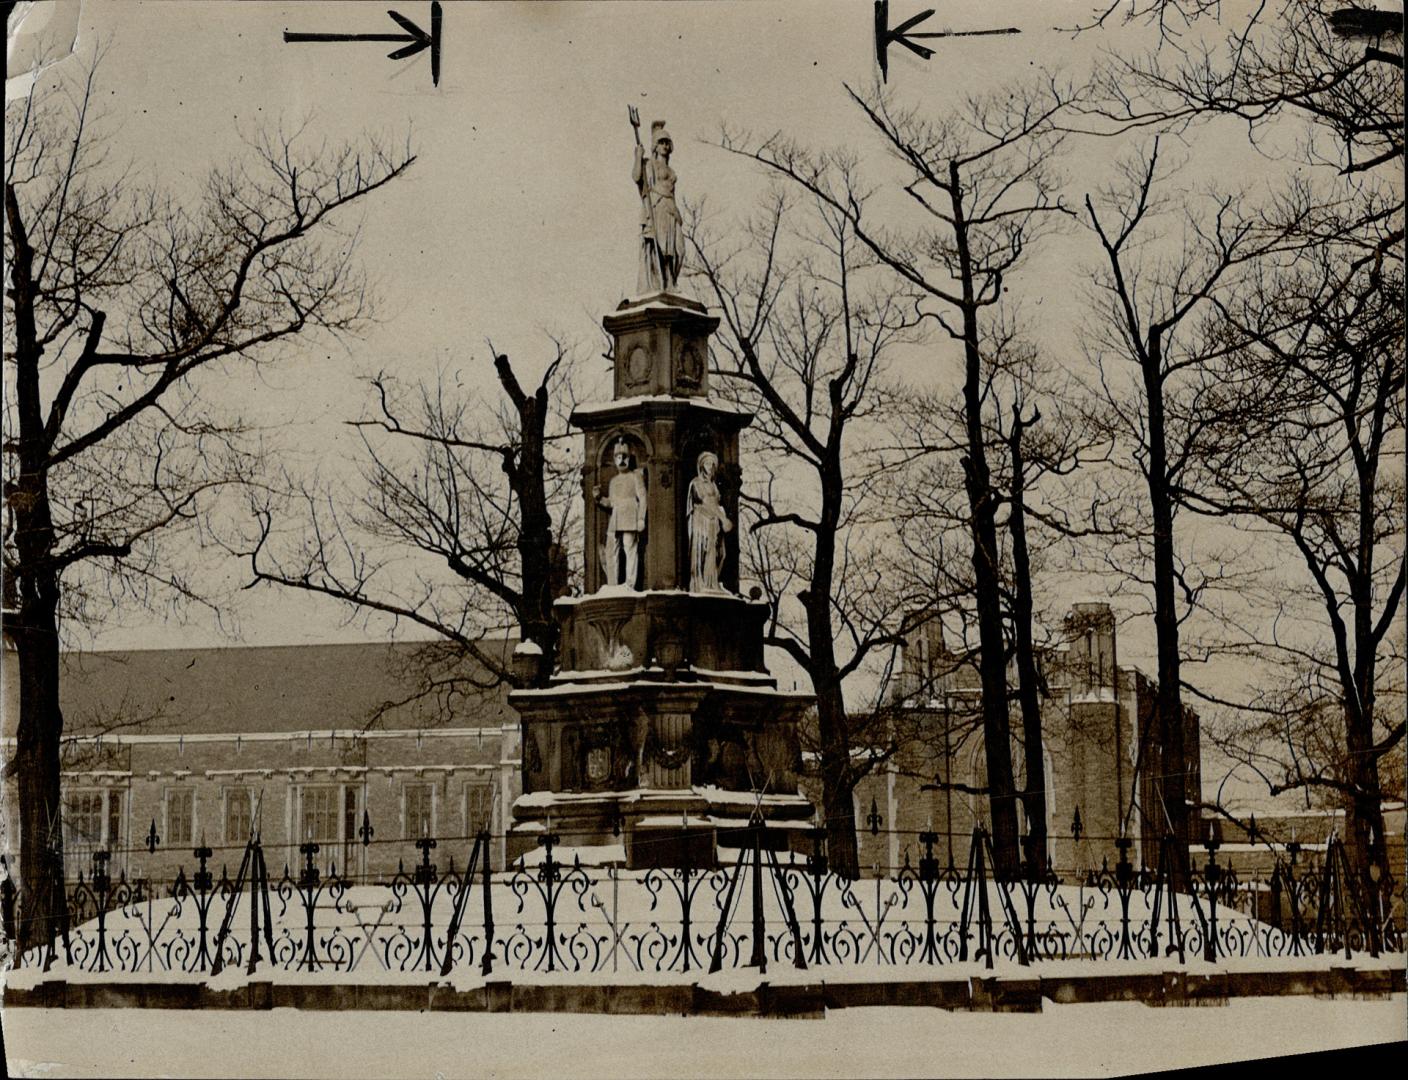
(598, 439), (648, 589)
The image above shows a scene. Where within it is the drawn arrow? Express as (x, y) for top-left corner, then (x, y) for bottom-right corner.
(284, 2), (442, 87)
(874, 1), (1020, 82)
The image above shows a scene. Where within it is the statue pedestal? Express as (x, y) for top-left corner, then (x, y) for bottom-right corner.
(508, 644), (815, 869)
(508, 291), (816, 869)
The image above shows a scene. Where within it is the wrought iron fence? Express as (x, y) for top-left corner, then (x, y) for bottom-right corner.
(3, 820), (1401, 978)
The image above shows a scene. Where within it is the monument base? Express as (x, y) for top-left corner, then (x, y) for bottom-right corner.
(508, 784), (816, 869)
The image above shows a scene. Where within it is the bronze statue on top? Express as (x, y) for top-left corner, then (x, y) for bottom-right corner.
(629, 107), (683, 294)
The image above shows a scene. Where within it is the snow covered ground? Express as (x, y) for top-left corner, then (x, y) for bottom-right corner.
(4, 995), (1404, 1078)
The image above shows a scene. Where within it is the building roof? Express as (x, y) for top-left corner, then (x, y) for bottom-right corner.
(35, 639), (516, 738)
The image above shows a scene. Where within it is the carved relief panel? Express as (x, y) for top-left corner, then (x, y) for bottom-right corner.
(674, 338), (706, 393)
(623, 344), (652, 391)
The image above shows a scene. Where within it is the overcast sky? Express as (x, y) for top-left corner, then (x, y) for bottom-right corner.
(7, 0), (1307, 675)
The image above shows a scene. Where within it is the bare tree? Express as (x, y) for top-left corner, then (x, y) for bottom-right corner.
(1076, 0), (1402, 895)
(1000, 366), (1121, 868)
(1086, 0), (1403, 177)
(717, 77), (1080, 873)
(245, 348), (578, 697)
(1081, 138), (1320, 884)
(2, 61), (414, 950)
(883, 322), (1116, 870)
(690, 191), (921, 877)
(1064, 0), (1227, 42)
(1181, 202), (1404, 918)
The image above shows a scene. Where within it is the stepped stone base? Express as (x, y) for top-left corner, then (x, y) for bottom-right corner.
(509, 668), (814, 869)
(10, 961), (1401, 1013)
(507, 783), (816, 868)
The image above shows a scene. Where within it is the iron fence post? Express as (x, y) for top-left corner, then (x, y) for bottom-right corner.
(919, 829), (940, 964)
(1, 862), (16, 947)
(480, 830), (495, 976)
(749, 815), (766, 972)
(297, 842), (322, 971)
(192, 845), (214, 971)
(540, 831), (561, 972)
(805, 825), (828, 966)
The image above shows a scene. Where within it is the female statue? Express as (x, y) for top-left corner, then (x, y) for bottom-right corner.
(687, 452), (732, 592)
(629, 107), (683, 293)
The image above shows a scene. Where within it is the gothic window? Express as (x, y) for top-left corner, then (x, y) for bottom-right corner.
(343, 788), (359, 854)
(64, 790), (105, 851)
(166, 788), (195, 846)
(300, 785), (340, 844)
(403, 782), (435, 840)
(106, 791), (123, 853)
(64, 789), (127, 875)
(224, 787), (253, 845)
(465, 784), (494, 835)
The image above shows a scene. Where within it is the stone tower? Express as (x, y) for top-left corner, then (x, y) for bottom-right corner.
(1058, 602), (1133, 867)
(507, 131), (814, 867)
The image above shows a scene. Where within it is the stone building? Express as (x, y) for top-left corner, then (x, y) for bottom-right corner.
(0, 606), (1194, 887)
(10, 615), (1397, 890)
(1, 638), (519, 884)
(823, 602), (1204, 877)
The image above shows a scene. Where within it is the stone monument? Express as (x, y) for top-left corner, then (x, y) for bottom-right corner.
(507, 114), (815, 868)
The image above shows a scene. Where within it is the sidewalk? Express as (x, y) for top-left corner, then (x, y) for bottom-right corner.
(5, 995), (1405, 1078)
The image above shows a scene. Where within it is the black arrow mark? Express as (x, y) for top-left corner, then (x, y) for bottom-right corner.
(285, 2), (442, 87)
(874, 1), (1020, 82)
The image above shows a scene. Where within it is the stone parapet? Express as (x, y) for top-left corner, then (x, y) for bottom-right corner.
(553, 589), (771, 679)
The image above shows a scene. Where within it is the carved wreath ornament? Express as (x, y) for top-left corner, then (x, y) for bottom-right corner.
(626, 345), (651, 385)
(676, 341), (703, 387)
(645, 726), (691, 770)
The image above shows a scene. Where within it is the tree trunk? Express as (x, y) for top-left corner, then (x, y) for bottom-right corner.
(6, 180), (70, 953)
(12, 592), (69, 956)
(1141, 332), (1192, 889)
(1343, 457), (1389, 929)
(815, 682), (860, 879)
(1344, 597), (1388, 936)
(1343, 776), (1389, 941)
(807, 454), (860, 879)
(950, 163), (1020, 877)
(512, 410), (556, 688)
(1007, 409), (1048, 875)
(496, 355), (559, 688)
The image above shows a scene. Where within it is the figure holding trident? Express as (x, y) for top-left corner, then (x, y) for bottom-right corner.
(629, 106), (683, 294)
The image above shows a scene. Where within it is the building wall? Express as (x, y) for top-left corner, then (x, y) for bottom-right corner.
(815, 603), (1202, 877)
(1, 640), (521, 885)
(8, 623), (1391, 892)
(43, 727), (519, 883)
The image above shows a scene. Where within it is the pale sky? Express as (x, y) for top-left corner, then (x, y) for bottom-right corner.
(9, 0), (1306, 682)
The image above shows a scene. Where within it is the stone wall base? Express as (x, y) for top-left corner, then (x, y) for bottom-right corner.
(5, 964), (1402, 1016)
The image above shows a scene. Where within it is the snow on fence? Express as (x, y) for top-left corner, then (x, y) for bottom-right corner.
(4, 824), (1401, 979)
